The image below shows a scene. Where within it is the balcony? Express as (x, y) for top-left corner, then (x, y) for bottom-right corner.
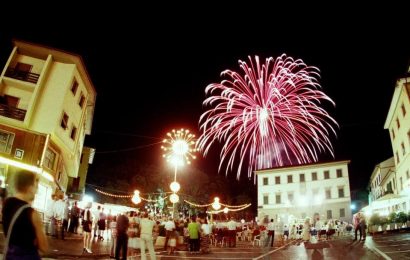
(5, 67), (39, 84)
(0, 103), (26, 121)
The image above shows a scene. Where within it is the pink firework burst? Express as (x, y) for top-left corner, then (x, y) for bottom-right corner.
(197, 54), (338, 180)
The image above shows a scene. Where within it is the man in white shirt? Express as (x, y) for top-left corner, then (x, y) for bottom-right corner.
(227, 217), (237, 247)
(267, 219), (275, 247)
(140, 212), (157, 260)
(163, 216), (176, 251)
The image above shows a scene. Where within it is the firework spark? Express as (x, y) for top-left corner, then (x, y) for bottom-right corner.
(161, 129), (197, 167)
(197, 54), (338, 180)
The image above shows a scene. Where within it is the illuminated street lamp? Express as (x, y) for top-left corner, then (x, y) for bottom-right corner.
(132, 190), (141, 205)
(170, 193), (179, 204)
(170, 181), (181, 193)
(212, 197), (221, 210)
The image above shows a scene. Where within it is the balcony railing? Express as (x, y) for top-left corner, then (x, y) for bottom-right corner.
(0, 103), (26, 121)
(5, 68), (39, 84)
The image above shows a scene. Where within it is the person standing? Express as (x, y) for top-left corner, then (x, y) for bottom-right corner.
(2, 170), (48, 259)
(227, 217), (237, 248)
(139, 212), (157, 260)
(82, 202), (93, 253)
(188, 216), (201, 253)
(115, 212), (129, 260)
(353, 212), (362, 241)
(359, 213), (367, 241)
(163, 216), (176, 252)
(69, 201), (80, 233)
(267, 219), (275, 247)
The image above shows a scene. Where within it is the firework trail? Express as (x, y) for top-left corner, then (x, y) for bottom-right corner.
(197, 54), (338, 180)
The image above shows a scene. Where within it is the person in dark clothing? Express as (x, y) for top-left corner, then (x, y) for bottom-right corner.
(115, 213), (129, 260)
(2, 170), (48, 259)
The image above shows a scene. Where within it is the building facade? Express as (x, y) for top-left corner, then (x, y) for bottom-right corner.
(256, 160), (352, 224)
(382, 69), (410, 213)
(0, 40), (96, 213)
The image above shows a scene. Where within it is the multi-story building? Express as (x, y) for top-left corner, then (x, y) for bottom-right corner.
(0, 40), (96, 212)
(256, 160), (352, 224)
(365, 157), (403, 215)
(383, 69), (410, 212)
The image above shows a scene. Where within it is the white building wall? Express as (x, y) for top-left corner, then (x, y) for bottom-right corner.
(385, 76), (410, 212)
(256, 161), (352, 224)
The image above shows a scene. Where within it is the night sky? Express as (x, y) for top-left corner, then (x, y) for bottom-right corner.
(1, 6), (409, 198)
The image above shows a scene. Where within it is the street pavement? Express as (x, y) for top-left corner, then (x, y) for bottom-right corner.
(0, 230), (403, 259)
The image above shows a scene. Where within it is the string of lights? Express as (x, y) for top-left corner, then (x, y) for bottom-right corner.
(220, 202), (251, 208)
(206, 203), (252, 214)
(94, 187), (168, 202)
(183, 200), (213, 207)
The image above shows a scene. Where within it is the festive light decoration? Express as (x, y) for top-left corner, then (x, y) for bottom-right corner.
(132, 190), (141, 204)
(170, 193), (180, 203)
(94, 188), (168, 202)
(161, 129), (197, 169)
(170, 181), (181, 193)
(197, 54), (338, 180)
(206, 203), (252, 214)
(212, 197), (221, 210)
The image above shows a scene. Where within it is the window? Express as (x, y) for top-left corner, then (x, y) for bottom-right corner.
(71, 79), (78, 95)
(288, 193), (294, 203)
(79, 93), (86, 108)
(80, 153), (84, 164)
(275, 194), (281, 204)
(61, 112), (69, 130)
(392, 129), (395, 140)
(0, 130), (14, 154)
(408, 130), (410, 145)
(70, 126), (77, 140)
(336, 169), (342, 178)
(339, 208), (345, 218)
(275, 176), (280, 184)
(312, 172), (317, 181)
(402, 104), (407, 117)
(324, 170), (330, 179)
(327, 210), (332, 219)
(396, 151), (400, 164)
(326, 189), (331, 199)
(300, 173), (305, 182)
(44, 148), (56, 170)
(402, 142), (406, 156)
(338, 187), (344, 198)
(407, 170), (410, 180)
(397, 118), (400, 129)
(263, 195), (269, 205)
(263, 177), (268, 185)
(287, 175), (293, 183)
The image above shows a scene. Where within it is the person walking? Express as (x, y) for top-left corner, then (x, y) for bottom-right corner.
(2, 169), (48, 259)
(82, 202), (93, 253)
(353, 212), (362, 241)
(115, 212), (129, 260)
(139, 212), (157, 260)
(267, 219), (275, 247)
